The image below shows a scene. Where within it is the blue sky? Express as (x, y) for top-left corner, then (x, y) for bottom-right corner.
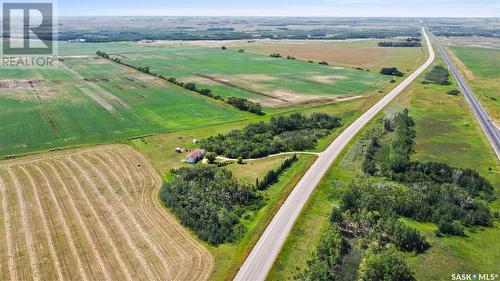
(59, 0), (499, 17)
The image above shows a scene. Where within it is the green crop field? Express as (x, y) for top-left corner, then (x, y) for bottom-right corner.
(96, 44), (390, 108)
(0, 40), (398, 157)
(0, 56), (248, 157)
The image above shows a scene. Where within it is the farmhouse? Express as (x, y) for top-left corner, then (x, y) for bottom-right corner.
(186, 149), (206, 164)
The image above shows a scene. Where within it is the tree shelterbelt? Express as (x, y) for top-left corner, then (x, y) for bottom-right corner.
(201, 113), (342, 159)
(160, 166), (262, 245)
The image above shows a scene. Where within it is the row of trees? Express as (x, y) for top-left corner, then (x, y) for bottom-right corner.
(160, 166), (262, 244)
(226, 97), (263, 114)
(378, 41), (422, 47)
(96, 51), (264, 115)
(255, 154), (298, 190)
(200, 113), (342, 159)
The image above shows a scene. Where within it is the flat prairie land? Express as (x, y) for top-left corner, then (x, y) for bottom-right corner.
(101, 43), (390, 108)
(0, 56), (247, 156)
(221, 39), (426, 72)
(0, 144), (213, 281)
(444, 43), (500, 123)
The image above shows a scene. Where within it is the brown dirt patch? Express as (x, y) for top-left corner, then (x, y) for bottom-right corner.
(310, 75), (347, 84)
(0, 80), (55, 101)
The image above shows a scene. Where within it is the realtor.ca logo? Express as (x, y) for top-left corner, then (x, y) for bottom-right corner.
(452, 273), (499, 280)
(1, 1), (57, 68)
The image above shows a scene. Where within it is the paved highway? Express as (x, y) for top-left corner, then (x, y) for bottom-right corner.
(234, 27), (435, 281)
(433, 35), (500, 159)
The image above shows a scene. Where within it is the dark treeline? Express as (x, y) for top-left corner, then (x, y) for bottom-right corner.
(59, 26), (421, 42)
(226, 97), (263, 115)
(361, 134), (381, 175)
(256, 154), (298, 190)
(380, 67), (404, 76)
(200, 113), (342, 159)
(96, 51), (264, 115)
(422, 65), (451, 85)
(378, 41), (422, 47)
(160, 166), (262, 244)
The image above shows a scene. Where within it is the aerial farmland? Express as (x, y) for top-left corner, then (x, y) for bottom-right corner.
(0, 13), (498, 281)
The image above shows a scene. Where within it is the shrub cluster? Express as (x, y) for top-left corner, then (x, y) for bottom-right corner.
(358, 247), (416, 281)
(359, 109), (494, 235)
(361, 135), (380, 175)
(301, 178), (425, 281)
(160, 166), (262, 244)
(200, 113), (342, 159)
(386, 109), (416, 172)
(380, 67), (404, 76)
(423, 65), (451, 85)
(226, 97), (263, 114)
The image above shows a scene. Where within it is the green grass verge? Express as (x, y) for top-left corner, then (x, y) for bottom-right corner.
(448, 45), (499, 123)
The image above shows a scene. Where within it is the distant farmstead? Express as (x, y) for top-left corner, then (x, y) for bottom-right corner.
(186, 149), (206, 164)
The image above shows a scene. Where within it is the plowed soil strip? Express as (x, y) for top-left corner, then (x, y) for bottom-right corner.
(67, 156), (161, 280)
(41, 162), (114, 281)
(6, 167), (41, 281)
(86, 153), (179, 268)
(0, 173), (17, 281)
(18, 166), (64, 281)
(80, 154), (174, 277)
(116, 148), (214, 281)
(29, 164), (89, 281)
(0, 145), (214, 281)
(49, 160), (136, 281)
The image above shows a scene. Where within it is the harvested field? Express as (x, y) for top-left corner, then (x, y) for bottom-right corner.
(220, 39), (426, 71)
(0, 145), (213, 281)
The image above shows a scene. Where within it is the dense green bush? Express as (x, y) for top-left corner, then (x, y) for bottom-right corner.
(160, 166), (262, 244)
(424, 65), (451, 85)
(226, 97), (263, 114)
(380, 67), (404, 76)
(300, 225), (350, 281)
(201, 113), (341, 159)
(437, 219), (465, 236)
(358, 247), (415, 281)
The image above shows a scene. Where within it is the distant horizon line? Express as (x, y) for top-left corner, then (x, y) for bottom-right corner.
(55, 15), (499, 18)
